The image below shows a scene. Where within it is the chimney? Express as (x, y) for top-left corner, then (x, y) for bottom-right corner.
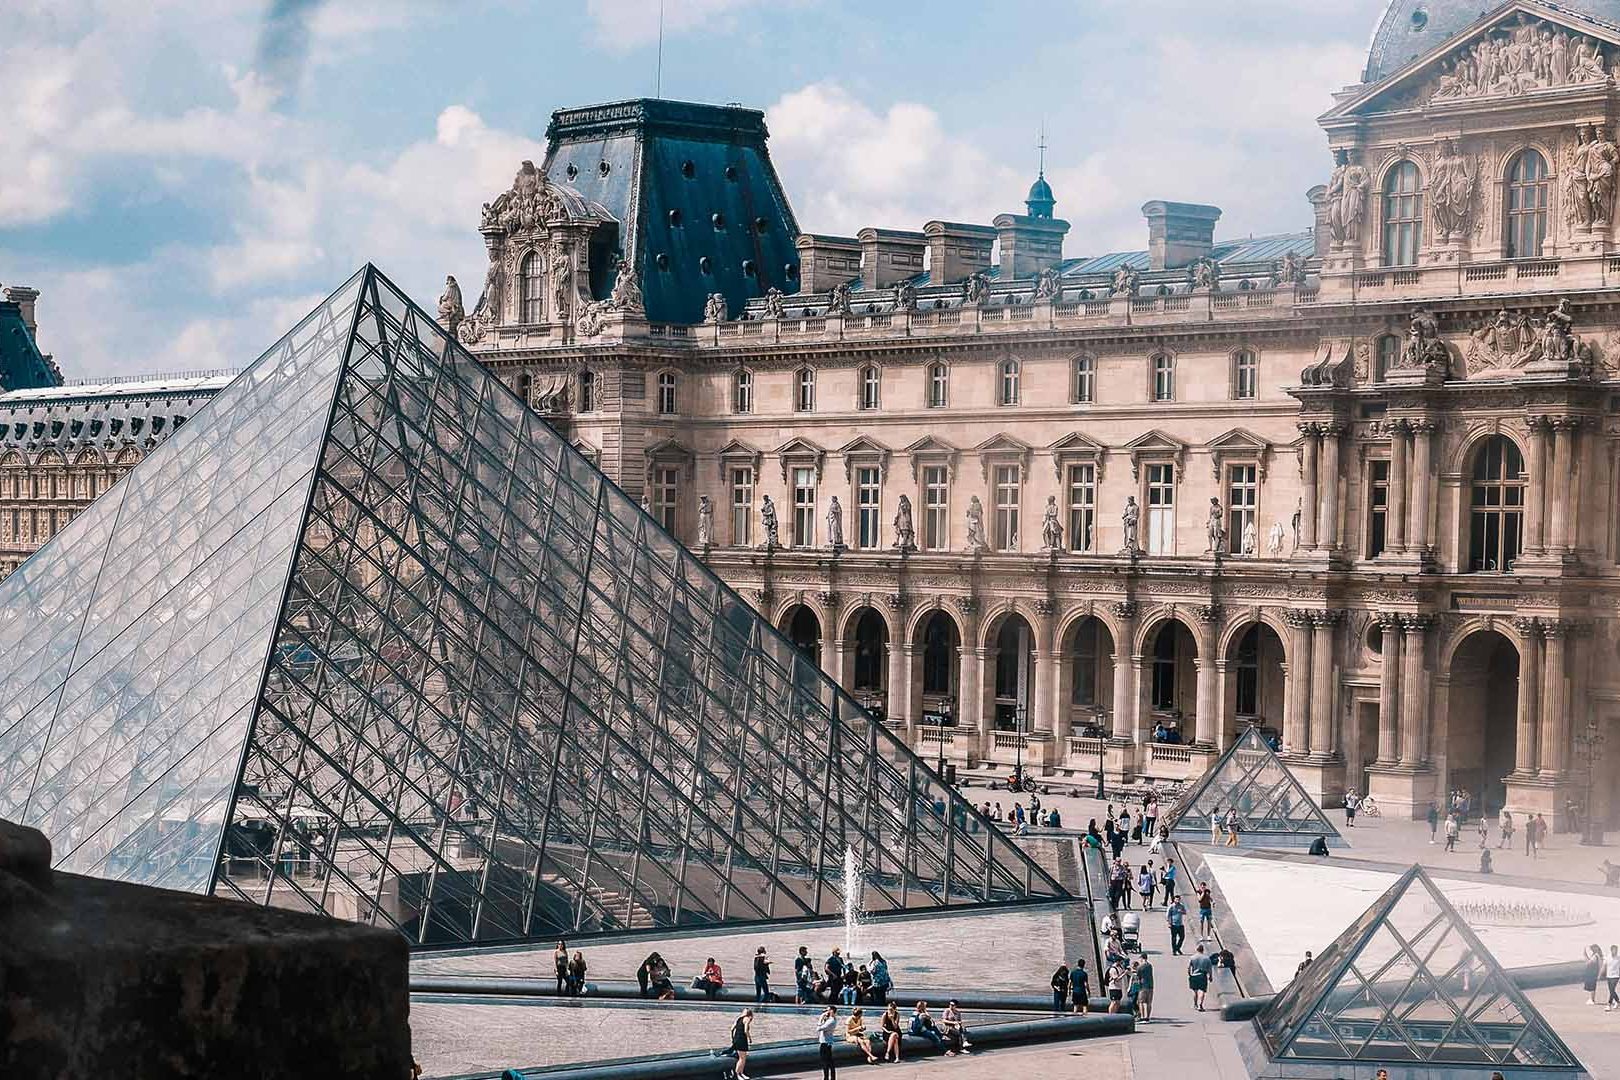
(1306, 185), (1330, 258)
(1140, 201), (1222, 270)
(856, 228), (927, 289)
(922, 221), (998, 286)
(4, 285), (39, 339)
(794, 234), (862, 294)
(993, 213), (1070, 279)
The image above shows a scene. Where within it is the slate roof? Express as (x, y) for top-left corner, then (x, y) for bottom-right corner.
(0, 301), (61, 393)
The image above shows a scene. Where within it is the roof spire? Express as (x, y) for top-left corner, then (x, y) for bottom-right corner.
(1026, 120), (1056, 219)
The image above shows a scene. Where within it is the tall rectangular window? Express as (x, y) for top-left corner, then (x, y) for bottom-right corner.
(993, 465), (1020, 550)
(733, 370), (753, 414)
(1152, 353), (1175, 402)
(1233, 349), (1258, 400)
(927, 363), (948, 408)
(796, 368), (816, 412)
(657, 371), (677, 414)
(1067, 463), (1096, 552)
(651, 466), (679, 533)
(1072, 356), (1095, 404)
(730, 467), (753, 545)
(858, 365), (880, 410)
(1227, 464), (1257, 554)
(922, 466), (949, 550)
(1367, 459), (1389, 558)
(578, 370), (596, 412)
(792, 467), (816, 548)
(855, 467), (881, 549)
(1146, 463), (1175, 555)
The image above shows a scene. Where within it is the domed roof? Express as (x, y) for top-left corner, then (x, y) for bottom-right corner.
(1365, 1), (1620, 83)
(1025, 173), (1056, 218)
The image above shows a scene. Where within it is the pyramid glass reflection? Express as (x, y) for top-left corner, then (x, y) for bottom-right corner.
(1250, 866), (1583, 1073)
(1163, 727), (1342, 849)
(0, 266), (1065, 945)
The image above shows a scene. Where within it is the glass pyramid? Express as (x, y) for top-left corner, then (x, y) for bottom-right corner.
(1162, 727), (1342, 849)
(0, 266), (1065, 946)
(1254, 866), (1583, 1071)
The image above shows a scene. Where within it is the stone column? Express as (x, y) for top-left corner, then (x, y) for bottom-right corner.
(1388, 421), (1409, 554)
(889, 637), (910, 733)
(1317, 424), (1343, 551)
(1399, 615), (1432, 765)
(1511, 617), (1540, 775)
(1110, 602), (1137, 741)
(1539, 620), (1569, 777)
(1523, 416), (1549, 555)
(823, 637), (844, 687)
(1298, 424), (1320, 550)
(1192, 605), (1221, 746)
(1283, 610), (1313, 754)
(1309, 610), (1341, 757)
(955, 598), (982, 753)
(1547, 419), (1576, 554)
(969, 645), (991, 751)
(1376, 614), (1402, 764)
(1032, 602), (1057, 737)
(1408, 420), (1435, 554)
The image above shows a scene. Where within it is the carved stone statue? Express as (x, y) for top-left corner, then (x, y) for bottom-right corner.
(1121, 496), (1141, 555)
(827, 282), (853, 316)
(1541, 297), (1577, 363)
(895, 280), (918, 312)
(549, 243), (573, 320)
(762, 286), (786, 318)
(704, 292), (728, 324)
(697, 495), (714, 547)
(962, 272), (990, 305)
(1429, 138), (1477, 241)
(1326, 148), (1370, 247)
(1399, 308), (1450, 372)
(1110, 265), (1141, 297)
(893, 494), (917, 552)
(1271, 250), (1305, 288)
(1188, 256), (1221, 291)
(1587, 124), (1618, 228)
(760, 494), (780, 549)
(1422, 15), (1607, 103)
(1267, 520), (1285, 555)
(1033, 267), (1062, 301)
(1291, 498), (1303, 551)
(609, 259), (644, 315)
(1567, 125), (1594, 229)
(1242, 519), (1258, 556)
(826, 495), (845, 550)
(1040, 495), (1063, 551)
(965, 496), (989, 552)
(437, 275), (464, 336)
(1205, 497), (1226, 554)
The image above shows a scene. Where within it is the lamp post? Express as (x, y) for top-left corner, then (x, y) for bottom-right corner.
(1095, 709), (1107, 800)
(1013, 703), (1027, 788)
(1574, 717), (1607, 847)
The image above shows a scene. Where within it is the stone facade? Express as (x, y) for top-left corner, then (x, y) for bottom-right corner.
(5, 2), (1620, 826)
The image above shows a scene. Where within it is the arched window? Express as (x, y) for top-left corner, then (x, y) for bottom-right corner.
(1505, 149), (1549, 259)
(1151, 352), (1175, 402)
(519, 251), (544, 322)
(858, 364), (881, 410)
(1071, 355), (1095, 404)
(1382, 161), (1422, 267)
(927, 362), (949, 408)
(998, 358), (1020, 406)
(733, 369), (753, 414)
(795, 367), (815, 412)
(1376, 334), (1401, 382)
(1468, 436), (1525, 572)
(657, 371), (678, 414)
(1232, 348), (1257, 400)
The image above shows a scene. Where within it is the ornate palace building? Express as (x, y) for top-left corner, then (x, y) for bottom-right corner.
(5, 0), (1620, 825)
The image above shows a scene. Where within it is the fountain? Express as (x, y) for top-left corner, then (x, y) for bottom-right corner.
(843, 845), (865, 957)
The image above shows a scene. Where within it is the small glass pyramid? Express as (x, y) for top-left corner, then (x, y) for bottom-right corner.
(1162, 727), (1342, 848)
(1254, 865), (1583, 1071)
(0, 266), (1066, 946)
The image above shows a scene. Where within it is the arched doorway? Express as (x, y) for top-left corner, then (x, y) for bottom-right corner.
(1062, 616), (1115, 739)
(1226, 622), (1286, 747)
(848, 607), (889, 719)
(782, 605), (821, 665)
(1447, 629), (1519, 813)
(992, 614), (1035, 731)
(916, 610), (960, 726)
(1147, 619), (1197, 742)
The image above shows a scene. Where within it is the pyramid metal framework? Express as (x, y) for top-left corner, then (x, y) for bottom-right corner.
(1251, 866), (1583, 1072)
(1163, 727), (1343, 848)
(0, 266), (1065, 946)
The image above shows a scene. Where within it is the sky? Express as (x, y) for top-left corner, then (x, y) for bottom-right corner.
(0, 0), (1384, 379)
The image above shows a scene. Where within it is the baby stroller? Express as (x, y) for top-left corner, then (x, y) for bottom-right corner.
(1120, 911), (1142, 953)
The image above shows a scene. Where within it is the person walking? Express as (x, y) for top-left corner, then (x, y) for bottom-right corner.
(1224, 806), (1241, 847)
(1104, 959), (1127, 1013)
(1477, 815), (1489, 850)
(1583, 945), (1603, 1005)
(844, 1008), (880, 1064)
(1167, 895), (1188, 955)
(1344, 790), (1359, 828)
(553, 939), (569, 995)
(1051, 964), (1071, 1013)
(1606, 944), (1620, 1011)
(1137, 861), (1156, 910)
(816, 1006), (839, 1080)
(753, 947), (771, 1003)
(1196, 882), (1215, 941)
(880, 1001), (903, 1062)
(869, 951), (891, 1005)
(1209, 805), (1223, 845)
(1426, 801), (1439, 844)
(728, 1008), (754, 1080)
(1499, 809), (1514, 850)
(1187, 945), (1214, 1012)
(1143, 794), (1159, 841)
(1134, 956), (1155, 1022)
(1160, 858), (1178, 905)
(1525, 812), (1536, 856)
(1534, 813), (1549, 858)
(1444, 813), (1460, 852)
(1071, 958), (1091, 1014)
(794, 946), (814, 1004)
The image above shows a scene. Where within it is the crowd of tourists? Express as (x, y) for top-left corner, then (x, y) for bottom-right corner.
(722, 998), (972, 1080)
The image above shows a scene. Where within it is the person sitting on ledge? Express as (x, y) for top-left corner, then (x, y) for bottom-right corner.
(880, 1002), (903, 1062)
(909, 1001), (947, 1051)
(940, 1000), (972, 1054)
(648, 954), (676, 1000)
(844, 1007), (881, 1064)
(694, 956), (724, 998)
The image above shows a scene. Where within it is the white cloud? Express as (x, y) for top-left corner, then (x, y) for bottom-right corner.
(585, 0), (776, 51)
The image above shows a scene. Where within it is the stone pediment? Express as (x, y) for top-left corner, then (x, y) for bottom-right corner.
(644, 437), (694, 462)
(838, 435), (891, 482)
(906, 435), (959, 483)
(1124, 430), (1186, 479)
(774, 436), (826, 483)
(838, 435), (890, 457)
(1049, 431), (1110, 482)
(905, 434), (957, 455)
(714, 438), (761, 480)
(973, 432), (1032, 455)
(1327, 2), (1620, 117)
(974, 432), (1031, 482)
(1205, 428), (1273, 480)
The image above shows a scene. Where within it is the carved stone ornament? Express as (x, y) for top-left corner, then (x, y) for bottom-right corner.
(1325, 148), (1370, 248)
(762, 286), (786, 318)
(479, 159), (565, 236)
(1110, 265), (1141, 297)
(1466, 299), (1589, 377)
(1566, 123), (1619, 230)
(1428, 139), (1479, 241)
(1397, 308), (1452, 374)
(1414, 14), (1609, 107)
(704, 292), (728, 324)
